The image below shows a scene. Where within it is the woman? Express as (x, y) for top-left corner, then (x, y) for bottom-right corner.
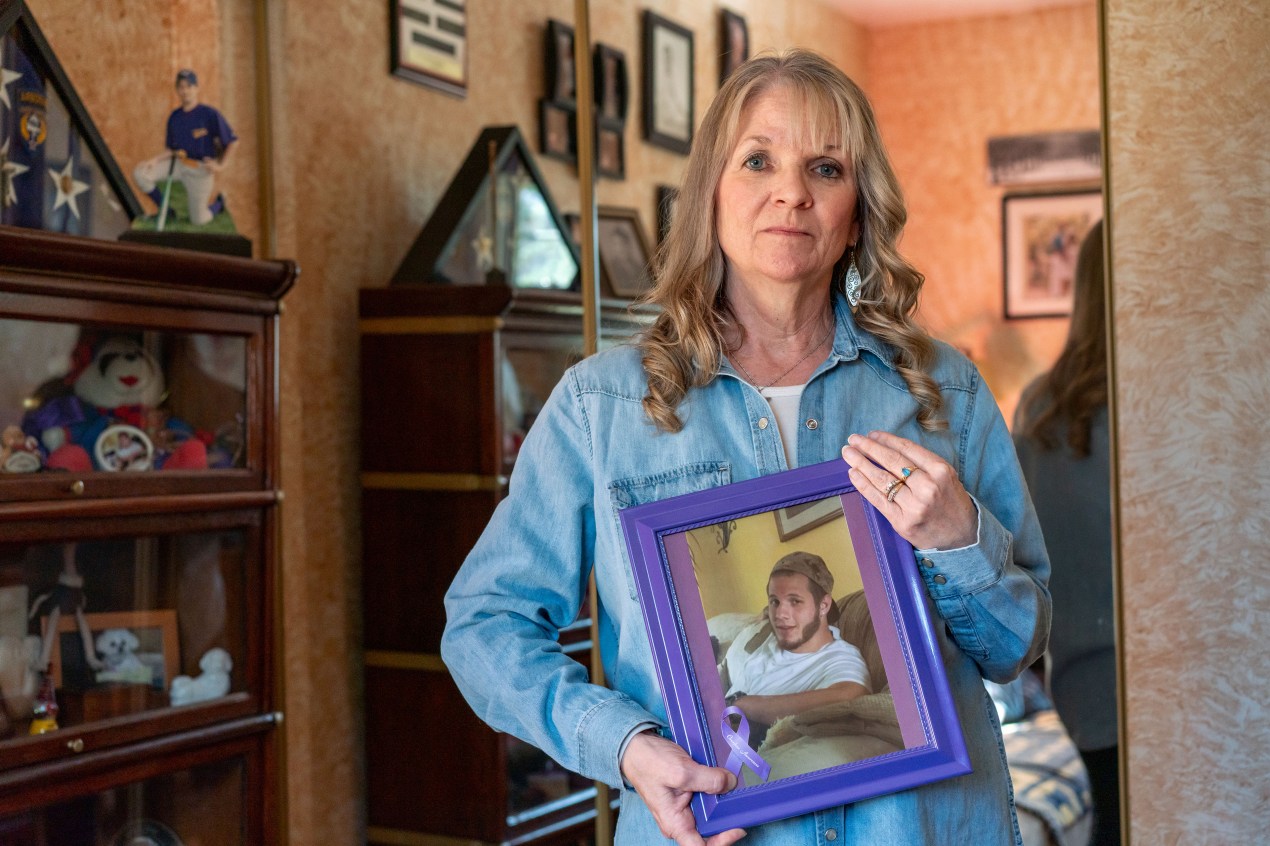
(442, 50), (1049, 845)
(1014, 219), (1119, 846)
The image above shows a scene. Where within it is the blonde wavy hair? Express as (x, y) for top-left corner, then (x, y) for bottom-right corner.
(638, 49), (943, 433)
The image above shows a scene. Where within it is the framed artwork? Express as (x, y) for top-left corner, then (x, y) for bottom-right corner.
(719, 9), (749, 84)
(544, 19), (576, 104)
(773, 497), (841, 541)
(1002, 189), (1102, 319)
(987, 130), (1101, 186)
(595, 118), (625, 180)
(619, 459), (969, 834)
(593, 43), (628, 122)
(656, 184), (678, 245)
(596, 206), (653, 299)
(539, 99), (576, 164)
(45, 609), (180, 691)
(642, 11), (694, 155)
(390, 0), (468, 98)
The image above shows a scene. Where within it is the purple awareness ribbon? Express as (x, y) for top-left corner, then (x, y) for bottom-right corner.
(720, 705), (771, 785)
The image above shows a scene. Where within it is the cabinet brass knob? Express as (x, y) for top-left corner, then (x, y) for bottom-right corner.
(69, 480), (85, 496)
(67, 738), (84, 753)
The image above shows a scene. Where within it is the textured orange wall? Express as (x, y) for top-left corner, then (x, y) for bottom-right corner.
(864, 4), (1101, 423)
(1104, 0), (1270, 841)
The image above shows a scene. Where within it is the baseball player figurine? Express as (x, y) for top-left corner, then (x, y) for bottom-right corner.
(133, 69), (236, 226)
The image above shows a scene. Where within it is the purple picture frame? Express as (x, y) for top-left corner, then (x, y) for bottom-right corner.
(619, 459), (970, 834)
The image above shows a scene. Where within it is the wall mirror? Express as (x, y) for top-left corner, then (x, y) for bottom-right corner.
(571, 1), (1121, 844)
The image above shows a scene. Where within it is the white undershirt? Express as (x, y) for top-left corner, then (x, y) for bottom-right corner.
(760, 384), (806, 467)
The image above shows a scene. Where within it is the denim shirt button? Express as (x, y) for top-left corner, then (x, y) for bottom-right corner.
(921, 557), (935, 568)
(825, 829), (837, 841)
(806, 418), (818, 430)
(933, 574), (947, 585)
(758, 417), (769, 430)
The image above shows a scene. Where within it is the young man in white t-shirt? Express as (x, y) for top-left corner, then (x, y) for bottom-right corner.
(721, 551), (871, 729)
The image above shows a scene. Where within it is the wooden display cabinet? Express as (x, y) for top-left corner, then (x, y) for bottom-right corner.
(0, 226), (294, 844)
(360, 285), (652, 846)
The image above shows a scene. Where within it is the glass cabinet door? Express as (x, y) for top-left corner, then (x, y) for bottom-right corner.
(0, 315), (257, 501)
(0, 522), (262, 768)
(0, 752), (248, 844)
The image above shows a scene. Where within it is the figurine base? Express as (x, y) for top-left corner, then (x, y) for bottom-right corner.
(119, 229), (252, 258)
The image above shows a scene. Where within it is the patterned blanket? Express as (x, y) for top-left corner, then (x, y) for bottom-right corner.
(1002, 709), (1092, 846)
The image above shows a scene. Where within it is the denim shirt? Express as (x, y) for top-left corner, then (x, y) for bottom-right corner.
(442, 294), (1050, 845)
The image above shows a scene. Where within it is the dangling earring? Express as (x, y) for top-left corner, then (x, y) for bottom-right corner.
(844, 247), (863, 311)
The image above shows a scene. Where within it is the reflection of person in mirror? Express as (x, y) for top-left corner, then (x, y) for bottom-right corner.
(1013, 219), (1118, 846)
(720, 552), (869, 732)
(443, 50), (1049, 845)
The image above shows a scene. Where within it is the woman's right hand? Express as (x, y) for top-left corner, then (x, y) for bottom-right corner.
(620, 730), (747, 845)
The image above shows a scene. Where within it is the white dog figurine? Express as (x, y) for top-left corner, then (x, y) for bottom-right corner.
(95, 628), (144, 673)
(169, 647), (232, 706)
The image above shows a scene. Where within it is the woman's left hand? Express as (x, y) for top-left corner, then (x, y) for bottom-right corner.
(841, 431), (978, 551)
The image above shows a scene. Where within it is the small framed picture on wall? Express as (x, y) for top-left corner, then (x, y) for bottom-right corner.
(593, 43), (628, 122)
(539, 99), (577, 164)
(596, 118), (625, 180)
(1002, 189), (1102, 319)
(597, 206), (654, 298)
(720, 9), (749, 84)
(390, 0), (468, 98)
(544, 19), (577, 104)
(642, 11), (694, 155)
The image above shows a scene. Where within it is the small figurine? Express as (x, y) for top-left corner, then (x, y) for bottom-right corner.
(0, 425), (41, 473)
(28, 543), (103, 677)
(132, 69), (237, 228)
(169, 647), (231, 706)
(27, 671), (58, 735)
(20, 336), (208, 473)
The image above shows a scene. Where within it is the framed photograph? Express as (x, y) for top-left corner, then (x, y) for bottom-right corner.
(642, 11), (695, 155)
(596, 118), (625, 180)
(619, 459), (969, 834)
(544, 19), (576, 104)
(656, 184), (678, 245)
(773, 497), (842, 541)
(390, 0), (468, 98)
(987, 130), (1101, 186)
(539, 99), (576, 164)
(720, 9), (749, 84)
(596, 206), (654, 299)
(593, 43), (628, 122)
(45, 610), (180, 692)
(1002, 189), (1102, 319)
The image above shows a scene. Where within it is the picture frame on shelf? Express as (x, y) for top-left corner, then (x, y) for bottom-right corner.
(719, 9), (749, 84)
(389, 0), (468, 98)
(596, 206), (653, 299)
(618, 460), (970, 835)
(544, 18), (576, 104)
(593, 43), (628, 122)
(642, 11), (694, 155)
(539, 99), (577, 164)
(596, 118), (625, 180)
(45, 609), (180, 692)
(1002, 189), (1102, 319)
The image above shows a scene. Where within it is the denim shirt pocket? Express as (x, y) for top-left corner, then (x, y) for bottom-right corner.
(607, 461), (731, 599)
